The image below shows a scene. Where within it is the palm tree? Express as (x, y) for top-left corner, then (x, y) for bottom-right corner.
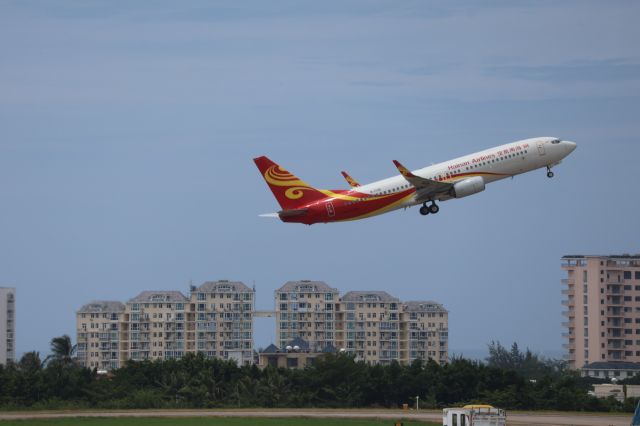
(45, 334), (77, 365)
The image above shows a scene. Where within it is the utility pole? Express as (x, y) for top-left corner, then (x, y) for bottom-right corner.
(416, 395), (419, 411)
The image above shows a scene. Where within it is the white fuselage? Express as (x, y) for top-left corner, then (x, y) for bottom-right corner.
(355, 136), (576, 211)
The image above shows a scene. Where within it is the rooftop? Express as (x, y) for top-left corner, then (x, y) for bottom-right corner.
(563, 254), (640, 259)
(276, 280), (337, 293)
(196, 280), (252, 293)
(403, 300), (448, 313)
(77, 301), (125, 313)
(128, 291), (188, 303)
(583, 362), (640, 370)
(260, 343), (280, 354)
(341, 291), (399, 303)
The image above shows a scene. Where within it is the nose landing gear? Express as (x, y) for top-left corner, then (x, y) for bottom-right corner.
(546, 165), (554, 178)
(419, 201), (440, 216)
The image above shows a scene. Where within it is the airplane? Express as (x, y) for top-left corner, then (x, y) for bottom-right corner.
(254, 136), (577, 225)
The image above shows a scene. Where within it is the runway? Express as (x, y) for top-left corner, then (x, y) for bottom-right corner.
(0, 408), (631, 425)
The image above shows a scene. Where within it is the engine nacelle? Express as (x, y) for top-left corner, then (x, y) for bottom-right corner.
(452, 176), (485, 198)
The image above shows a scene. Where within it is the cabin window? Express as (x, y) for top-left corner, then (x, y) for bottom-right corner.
(452, 413), (458, 426)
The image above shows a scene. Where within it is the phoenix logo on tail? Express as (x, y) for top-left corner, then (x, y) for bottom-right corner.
(254, 137), (576, 225)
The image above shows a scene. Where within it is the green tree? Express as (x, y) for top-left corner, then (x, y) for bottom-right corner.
(46, 335), (77, 365)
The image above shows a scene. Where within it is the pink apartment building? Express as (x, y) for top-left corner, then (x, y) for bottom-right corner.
(562, 255), (640, 371)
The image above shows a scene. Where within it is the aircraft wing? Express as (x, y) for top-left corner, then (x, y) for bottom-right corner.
(341, 171), (361, 187)
(393, 160), (452, 202)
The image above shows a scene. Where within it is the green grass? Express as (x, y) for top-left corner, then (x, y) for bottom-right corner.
(0, 417), (438, 426)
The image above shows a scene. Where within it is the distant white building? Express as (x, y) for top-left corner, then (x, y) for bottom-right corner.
(581, 361), (640, 380)
(0, 288), (16, 365)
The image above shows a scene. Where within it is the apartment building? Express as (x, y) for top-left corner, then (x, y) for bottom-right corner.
(76, 281), (256, 370)
(562, 254), (640, 371)
(274, 283), (449, 366)
(76, 301), (125, 370)
(275, 280), (339, 351)
(122, 290), (190, 362)
(337, 291), (401, 365)
(192, 280), (254, 365)
(0, 288), (15, 365)
(76, 279), (446, 370)
(404, 301), (448, 365)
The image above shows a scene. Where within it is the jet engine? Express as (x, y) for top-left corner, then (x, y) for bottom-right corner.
(452, 176), (485, 198)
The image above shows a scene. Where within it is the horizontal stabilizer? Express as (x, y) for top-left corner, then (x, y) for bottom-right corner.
(277, 208), (308, 218)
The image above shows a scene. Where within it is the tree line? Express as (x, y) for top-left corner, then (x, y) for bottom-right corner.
(0, 336), (636, 411)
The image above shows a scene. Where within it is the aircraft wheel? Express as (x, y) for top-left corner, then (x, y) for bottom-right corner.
(547, 170), (554, 178)
(419, 206), (430, 216)
(429, 203), (440, 214)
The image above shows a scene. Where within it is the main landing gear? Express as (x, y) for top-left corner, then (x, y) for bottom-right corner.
(419, 201), (439, 216)
(546, 165), (554, 178)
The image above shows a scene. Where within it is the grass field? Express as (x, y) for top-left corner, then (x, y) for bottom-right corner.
(0, 417), (439, 426)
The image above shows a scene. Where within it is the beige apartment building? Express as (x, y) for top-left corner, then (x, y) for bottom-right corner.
(76, 279), (445, 370)
(337, 291), (402, 364)
(76, 281), (255, 370)
(404, 301), (448, 364)
(0, 287), (16, 365)
(275, 280), (340, 351)
(562, 255), (640, 370)
(192, 280), (254, 365)
(122, 290), (191, 362)
(76, 301), (125, 370)
(274, 282), (448, 366)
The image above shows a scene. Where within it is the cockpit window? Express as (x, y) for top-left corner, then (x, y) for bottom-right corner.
(551, 139), (561, 144)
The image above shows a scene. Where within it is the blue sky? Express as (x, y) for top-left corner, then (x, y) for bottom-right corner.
(1, 1), (639, 358)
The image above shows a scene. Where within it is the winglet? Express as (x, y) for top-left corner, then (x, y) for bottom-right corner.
(392, 160), (417, 178)
(341, 171), (361, 187)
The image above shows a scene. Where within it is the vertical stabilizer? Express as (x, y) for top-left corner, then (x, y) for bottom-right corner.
(253, 156), (327, 210)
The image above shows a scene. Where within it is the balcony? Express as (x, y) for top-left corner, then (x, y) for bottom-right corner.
(561, 278), (576, 285)
(607, 286), (623, 295)
(561, 299), (574, 306)
(561, 310), (575, 318)
(608, 297), (623, 306)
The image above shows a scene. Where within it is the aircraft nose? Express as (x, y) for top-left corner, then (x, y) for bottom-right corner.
(564, 141), (577, 153)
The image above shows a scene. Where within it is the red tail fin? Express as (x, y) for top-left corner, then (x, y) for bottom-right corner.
(254, 156), (328, 210)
